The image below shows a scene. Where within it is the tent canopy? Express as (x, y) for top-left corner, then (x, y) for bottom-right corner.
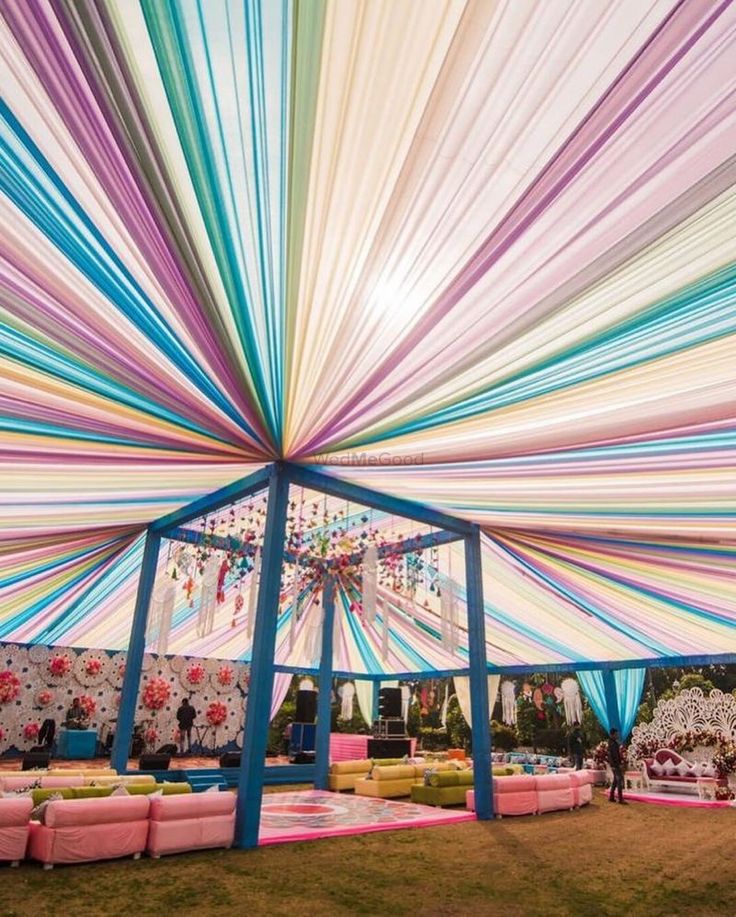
(0, 1), (734, 674)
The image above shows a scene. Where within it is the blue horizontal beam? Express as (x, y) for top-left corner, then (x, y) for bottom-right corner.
(285, 462), (476, 536)
(151, 464), (272, 534)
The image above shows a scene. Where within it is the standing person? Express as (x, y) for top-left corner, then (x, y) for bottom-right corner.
(569, 726), (585, 770)
(176, 697), (196, 755)
(65, 697), (88, 730)
(607, 728), (626, 804)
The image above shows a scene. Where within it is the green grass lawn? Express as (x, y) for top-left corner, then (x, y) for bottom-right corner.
(3, 789), (734, 917)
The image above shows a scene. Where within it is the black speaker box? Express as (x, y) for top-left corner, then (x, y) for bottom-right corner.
(295, 689), (317, 723)
(138, 753), (171, 770)
(219, 752), (241, 768)
(367, 737), (411, 759)
(22, 750), (50, 770)
(156, 743), (177, 756)
(378, 687), (402, 719)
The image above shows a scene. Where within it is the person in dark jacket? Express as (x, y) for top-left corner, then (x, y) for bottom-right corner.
(607, 728), (626, 803)
(569, 726), (585, 770)
(176, 698), (196, 754)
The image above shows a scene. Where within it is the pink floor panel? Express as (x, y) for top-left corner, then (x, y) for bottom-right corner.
(258, 790), (474, 845)
(623, 790), (735, 809)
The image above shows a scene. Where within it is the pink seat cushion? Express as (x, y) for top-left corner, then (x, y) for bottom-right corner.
(41, 776), (85, 789)
(0, 797), (33, 826)
(149, 792), (235, 821)
(534, 774), (572, 790)
(568, 771), (593, 787)
(45, 795), (150, 828)
(494, 775), (537, 793)
(29, 819), (149, 865)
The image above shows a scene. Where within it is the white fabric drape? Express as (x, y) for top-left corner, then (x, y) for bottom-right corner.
(453, 675), (500, 728)
(339, 681), (355, 720)
(561, 677), (583, 724)
(355, 680), (374, 725)
(501, 680), (517, 725)
(270, 672), (292, 721)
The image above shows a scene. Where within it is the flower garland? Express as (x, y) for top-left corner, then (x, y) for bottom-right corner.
(141, 677), (171, 711)
(0, 670), (21, 705)
(206, 701), (228, 727)
(630, 728), (729, 763)
(713, 742), (736, 777)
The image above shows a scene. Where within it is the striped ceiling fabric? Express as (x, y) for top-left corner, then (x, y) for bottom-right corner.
(0, 0), (734, 674)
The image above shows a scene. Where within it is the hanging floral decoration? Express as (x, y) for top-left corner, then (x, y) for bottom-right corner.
(0, 670), (22, 704)
(713, 742), (736, 777)
(23, 722), (40, 741)
(35, 688), (54, 708)
(78, 695), (97, 718)
(206, 701), (228, 727)
(141, 677), (171, 711)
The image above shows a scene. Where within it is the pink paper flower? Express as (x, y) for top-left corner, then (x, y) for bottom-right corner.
(206, 701), (228, 727)
(216, 665), (235, 687)
(24, 722), (40, 741)
(48, 654), (72, 677)
(0, 670), (21, 704)
(144, 727), (159, 746)
(185, 663), (206, 686)
(35, 689), (54, 708)
(85, 658), (102, 676)
(78, 694), (96, 717)
(141, 677), (171, 711)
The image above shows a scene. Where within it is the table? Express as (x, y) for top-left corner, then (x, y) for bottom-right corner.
(57, 728), (97, 759)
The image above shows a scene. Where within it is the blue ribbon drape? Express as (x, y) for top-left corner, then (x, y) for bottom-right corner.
(578, 668), (645, 740)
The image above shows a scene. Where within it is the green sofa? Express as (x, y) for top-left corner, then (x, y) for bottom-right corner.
(30, 782), (192, 806)
(411, 770), (474, 807)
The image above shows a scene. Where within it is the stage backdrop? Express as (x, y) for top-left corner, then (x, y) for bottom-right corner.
(0, 642), (250, 756)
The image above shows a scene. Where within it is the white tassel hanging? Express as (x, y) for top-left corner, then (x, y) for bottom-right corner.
(362, 545), (378, 623)
(381, 598), (389, 661)
(501, 680), (517, 726)
(246, 547), (261, 639)
(156, 581), (176, 655)
(561, 677), (583, 724)
(289, 566), (299, 653)
(197, 554), (220, 638)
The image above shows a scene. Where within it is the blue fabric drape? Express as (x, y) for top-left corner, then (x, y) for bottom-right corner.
(578, 668), (645, 740)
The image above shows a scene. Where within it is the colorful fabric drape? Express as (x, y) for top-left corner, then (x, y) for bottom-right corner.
(1, 1), (735, 673)
(578, 668), (646, 739)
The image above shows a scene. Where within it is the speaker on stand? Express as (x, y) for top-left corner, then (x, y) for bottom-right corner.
(295, 689), (317, 723)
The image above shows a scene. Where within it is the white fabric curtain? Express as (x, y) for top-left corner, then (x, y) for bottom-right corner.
(453, 675), (500, 728)
(269, 673), (293, 721)
(355, 680), (374, 725)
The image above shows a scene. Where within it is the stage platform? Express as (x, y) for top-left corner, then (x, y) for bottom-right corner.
(622, 789), (735, 810)
(258, 789), (474, 845)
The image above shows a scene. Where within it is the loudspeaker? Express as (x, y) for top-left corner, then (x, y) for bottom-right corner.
(22, 750), (50, 770)
(156, 743), (177, 756)
(367, 737), (411, 759)
(138, 753), (171, 770)
(378, 687), (402, 719)
(295, 689), (317, 723)
(373, 718), (406, 738)
(219, 752), (241, 768)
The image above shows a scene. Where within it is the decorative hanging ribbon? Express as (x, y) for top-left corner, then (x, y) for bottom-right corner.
(246, 547), (261, 639)
(362, 545), (378, 623)
(197, 554), (220, 638)
(501, 680), (517, 725)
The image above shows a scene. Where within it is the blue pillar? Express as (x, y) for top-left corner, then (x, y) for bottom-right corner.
(111, 530), (161, 773)
(234, 464), (290, 849)
(372, 681), (380, 722)
(602, 669), (622, 736)
(465, 527), (494, 819)
(314, 576), (336, 790)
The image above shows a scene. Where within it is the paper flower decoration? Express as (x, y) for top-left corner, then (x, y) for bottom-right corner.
(0, 671), (21, 705)
(85, 658), (102, 676)
(141, 677), (171, 711)
(144, 727), (159, 747)
(35, 689), (54, 708)
(24, 722), (40, 741)
(206, 701), (228, 727)
(216, 665), (235, 687)
(48, 654), (72, 678)
(78, 695), (96, 717)
(184, 662), (206, 686)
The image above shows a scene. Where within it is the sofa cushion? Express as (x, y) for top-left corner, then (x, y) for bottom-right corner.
(494, 774), (537, 793)
(662, 760), (676, 776)
(534, 774), (572, 791)
(149, 791), (235, 821)
(0, 796), (33, 826)
(675, 760), (691, 777)
(330, 759), (372, 776)
(371, 765), (416, 781)
(44, 795), (150, 828)
(428, 770), (474, 788)
(650, 760), (665, 776)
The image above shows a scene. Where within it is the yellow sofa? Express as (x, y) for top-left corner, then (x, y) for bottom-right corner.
(328, 758), (373, 791)
(84, 774), (156, 786)
(355, 761), (457, 799)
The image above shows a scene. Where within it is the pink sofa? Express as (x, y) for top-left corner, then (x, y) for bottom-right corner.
(147, 792), (236, 858)
(569, 770), (594, 807)
(28, 796), (150, 868)
(535, 774), (575, 813)
(643, 749), (721, 792)
(0, 798), (32, 866)
(493, 774), (538, 817)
